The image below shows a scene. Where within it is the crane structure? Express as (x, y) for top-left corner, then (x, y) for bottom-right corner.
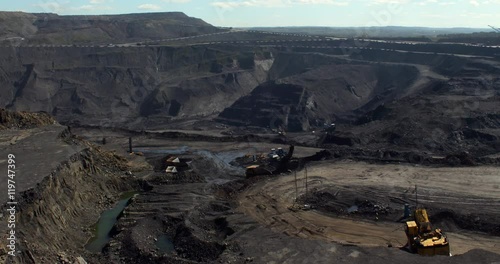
(488, 25), (500, 33)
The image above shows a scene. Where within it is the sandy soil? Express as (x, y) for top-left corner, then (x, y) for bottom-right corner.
(238, 160), (500, 255)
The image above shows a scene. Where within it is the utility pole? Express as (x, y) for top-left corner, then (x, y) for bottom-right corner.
(294, 170), (298, 204)
(305, 165), (308, 201)
(129, 137), (133, 153)
(415, 184), (418, 209)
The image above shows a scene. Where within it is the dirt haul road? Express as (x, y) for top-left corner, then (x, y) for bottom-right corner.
(238, 160), (500, 255)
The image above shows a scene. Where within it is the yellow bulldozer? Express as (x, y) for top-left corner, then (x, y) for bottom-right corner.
(404, 208), (450, 256)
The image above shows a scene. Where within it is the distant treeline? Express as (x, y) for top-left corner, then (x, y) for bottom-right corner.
(366, 41), (499, 57)
(368, 36), (433, 42)
(307, 38), (500, 57)
(437, 32), (500, 45)
(249, 26), (486, 38)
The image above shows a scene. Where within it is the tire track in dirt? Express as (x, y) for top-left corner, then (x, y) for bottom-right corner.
(238, 161), (500, 255)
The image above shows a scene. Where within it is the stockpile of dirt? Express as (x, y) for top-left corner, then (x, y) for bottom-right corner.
(0, 108), (55, 129)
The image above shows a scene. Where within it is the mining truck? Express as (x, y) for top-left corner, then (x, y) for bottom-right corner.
(405, 208), (450, 256)
(245, 145), (294, 177)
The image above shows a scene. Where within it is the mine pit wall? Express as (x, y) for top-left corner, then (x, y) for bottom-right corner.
(0, 46), (274, 129)
(219, 51), (421, 132)
(1, 147), (138, 263)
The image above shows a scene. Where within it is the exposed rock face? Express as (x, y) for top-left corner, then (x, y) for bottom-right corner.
(1, 32), (500, 145)
(0, 46), (271, 129)
(218, 82), (311, 131)
(0, 111), (152, 263)
(0, 140), (139, 263)
(218, 58), (419, 132)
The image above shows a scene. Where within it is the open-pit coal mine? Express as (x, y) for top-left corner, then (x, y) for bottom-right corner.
(0, 10), (500, 264)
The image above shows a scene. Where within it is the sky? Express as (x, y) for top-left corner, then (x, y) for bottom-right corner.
(1, 0), (499, 28)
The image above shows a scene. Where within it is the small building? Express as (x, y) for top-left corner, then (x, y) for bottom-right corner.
(167, 157), (181, 164)
(166, 156), (190, 168)
(166, 166), (178, 173)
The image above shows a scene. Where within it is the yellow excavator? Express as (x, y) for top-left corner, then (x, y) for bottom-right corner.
(405, 208), (450, 256)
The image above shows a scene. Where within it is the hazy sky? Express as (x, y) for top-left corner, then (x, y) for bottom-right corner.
(1, 0), (498, 28)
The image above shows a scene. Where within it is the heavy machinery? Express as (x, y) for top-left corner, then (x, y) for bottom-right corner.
(405, 208), (450, 256)
(245, 145), (294, 177)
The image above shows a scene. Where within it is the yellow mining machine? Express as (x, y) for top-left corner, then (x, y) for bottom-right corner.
(405, 208), (450, 256)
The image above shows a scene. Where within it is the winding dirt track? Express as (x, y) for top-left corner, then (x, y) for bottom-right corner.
(238, 160), (500, 255)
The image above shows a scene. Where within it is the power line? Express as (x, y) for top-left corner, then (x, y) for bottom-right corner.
(488, 25), (500, 33)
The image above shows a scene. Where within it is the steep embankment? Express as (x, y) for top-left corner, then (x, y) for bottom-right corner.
(0, 46), (273, 129)
(0, 132), (143, 263)
(0, 109), (152, 263)
(19, 148), (138, 263)
(219, 52), (419, 132)
(0, 12), (222, 45)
